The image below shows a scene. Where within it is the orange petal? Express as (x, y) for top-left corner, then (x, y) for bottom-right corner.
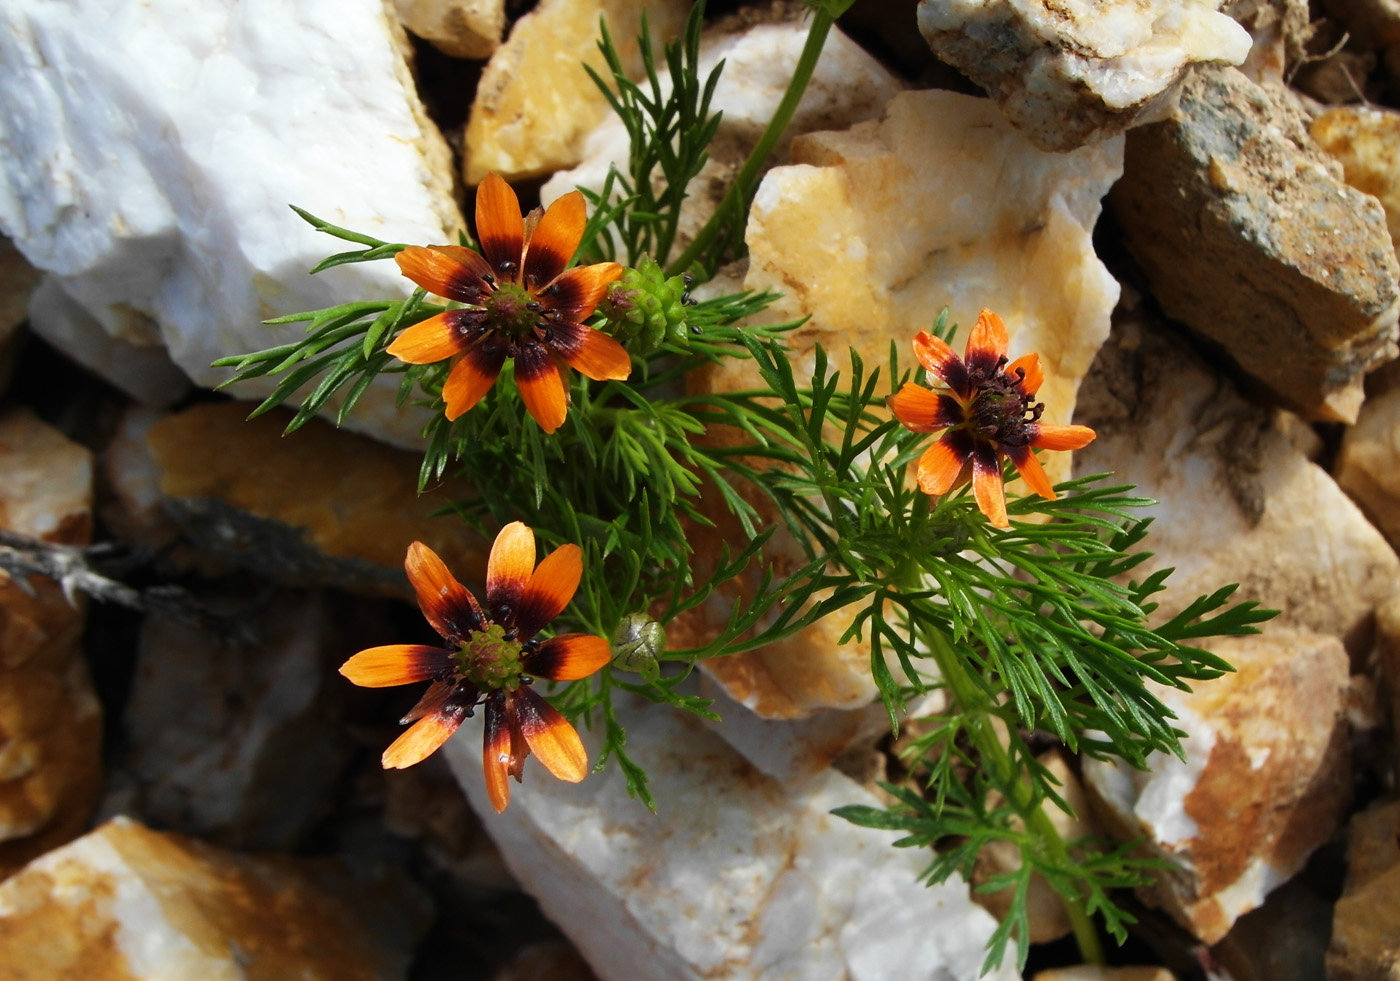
(515, 344), (568, 434)
(482, 692), (512, 812)
(475, 172), (525, 280)
(522, 190), (586, 290)
(916, 434), (972, 496)
(382, 704), (467, 769)
(971, 443), (1009, 529)
(1032, 423), (1096, 451)
(911, 330), (967, 395)
(887, 382), (959, 433)
(386, 310), (482, 365)
(550, 321), (632, 382)
(1006, 352), (1043, 396)
(442, 343), (506, 421)
(1006, 445), (1056, 500)
(486, 521), (535, 621)
(394, 245), (492, 303)
(546, 262), (624, 322)
(400, 679), (455, 724)
(339, 644), (452, 688)
(964, 309), (1009, 377)
(405, 541), (483, 644)
(510, 686), (588, 783)
(514, 544), (583, 640)
(527, 634), (611, 681)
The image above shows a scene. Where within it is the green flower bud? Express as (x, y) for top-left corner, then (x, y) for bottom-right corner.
(596, 255), (691, 354)
(610, 612), (664, 681)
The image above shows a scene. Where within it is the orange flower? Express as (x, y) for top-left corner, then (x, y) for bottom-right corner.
(887, 309), (1096, 528)
(340, 525), (610, 812)
(387, 173), (631, 433)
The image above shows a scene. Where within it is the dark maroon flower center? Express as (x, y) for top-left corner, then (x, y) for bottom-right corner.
(967, 356), (1044, 447)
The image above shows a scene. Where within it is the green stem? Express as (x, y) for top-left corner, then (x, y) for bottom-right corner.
(925, 626), (1105, 966)
(665, 3), (840, 278)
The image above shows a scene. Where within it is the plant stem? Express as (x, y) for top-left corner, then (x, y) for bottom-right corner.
(665, 3), (840, 278)
(924, 624), (1105, 966)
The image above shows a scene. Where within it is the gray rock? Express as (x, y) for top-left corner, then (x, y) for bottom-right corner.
(1110, 66), (1400, 423)
(121, 590), (359, 849)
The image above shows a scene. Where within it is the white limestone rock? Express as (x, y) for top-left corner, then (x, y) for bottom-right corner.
(0, 0), (462, 448)
(28, 276), (192, 407)
(1073, 305), (1400, 656)
(679, 89), (1121, 719)
(916, 0), (1252, 151)
(444, 696), (1017, 981)
(394, 0), (504, 59)
(542, 14), (906, 256)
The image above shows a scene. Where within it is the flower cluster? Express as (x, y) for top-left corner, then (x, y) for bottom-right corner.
(888, 309), (1096, 527)
(388, 173), (631, 433)
(339, 524), (609, 812)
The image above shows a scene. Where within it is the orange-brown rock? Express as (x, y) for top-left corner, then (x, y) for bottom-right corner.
(141, 400), (488, 599)
(1083, 629), (1352, 944)
(1326, 799), (1400, 981)
(0, 815), (429, 980)
(0, 409), (100, 880)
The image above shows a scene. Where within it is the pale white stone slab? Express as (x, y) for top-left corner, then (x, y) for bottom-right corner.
(444, 696), (1016, 981)
(917, 0), (1251, 150)
(0, 0), (462, 446)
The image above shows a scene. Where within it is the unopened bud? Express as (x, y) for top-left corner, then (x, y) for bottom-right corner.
(610, 612), (664, 681)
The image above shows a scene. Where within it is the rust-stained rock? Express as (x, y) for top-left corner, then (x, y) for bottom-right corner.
(1326, 799), (1400, 981)
(1312, 104), (1400, 249)
(676, 89), (1122, 719)
(463, 0), (690, 184)
(0, 409), (100, 880)
(141, 400), (488, 599)
(1083, 629), (1352, 944)
(0, 815), (430, 980)
(1110, 67), (1400, 423)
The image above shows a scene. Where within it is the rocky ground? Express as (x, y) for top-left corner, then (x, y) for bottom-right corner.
(3, 0), (1400, 979)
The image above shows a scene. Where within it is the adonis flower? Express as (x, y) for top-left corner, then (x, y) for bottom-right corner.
(887, 309), (1096, 529)
(339, 525), (610, 812)
(387, 172), (631, 433)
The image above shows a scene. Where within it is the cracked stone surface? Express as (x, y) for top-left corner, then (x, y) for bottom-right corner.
(1110, 67), (1400, 423)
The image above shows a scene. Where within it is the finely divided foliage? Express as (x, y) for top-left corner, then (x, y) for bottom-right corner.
(216, 1), (1272, 972)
